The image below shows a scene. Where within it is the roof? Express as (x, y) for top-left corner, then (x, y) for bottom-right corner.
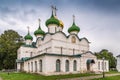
(87, 59), (95, 64)
(34, 27), (45, 36)
(45, 12), (60, 26)
(68, 22), (80, 33)
(116, 55), (120, 57)
(16, 57), (30, 63)
(24, 53), (82, 61)
(22, 42), (37, 48)
(36, 31), (90, 44)
(24, 33), (33, 40)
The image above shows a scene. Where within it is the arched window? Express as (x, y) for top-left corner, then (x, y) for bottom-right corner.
(65, 60), (69, 72)
(39, 60), (42, 72)
(28, 62), (30, 72)
(72, 36), (76, 43)
(55, 27), (57, 32)
(104, 62), (106, 70)
(102, 62), (104, 70)
(56, 59), (61, 72)
(35, 61), (37, 72)
(98, 62), (100, 70)
(31, 62), (33, 72)
(30, 52), (32, 57)
(73, 60), (77, 71)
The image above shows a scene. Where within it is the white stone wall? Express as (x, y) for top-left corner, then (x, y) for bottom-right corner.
(17, 32), (109, 75)
(97, 59), (109, 72)
(24, 56), (46, 74)
(25, 40), (32, 45)
(36, 34), (43, 39)
(70, 31), (78, 35)
(58, 27), (63, 31)
(80, 52), (98, 72)
(17, 46), (37, 59)
(117, 56), (120, 72)
(22, 54), (109, 75)
(36, 32), (89, 55)
(17, 63), (21, 71)
(45, 56), (80, 74)
(23, 55), (81, 75)
(48, 24), (58, 33)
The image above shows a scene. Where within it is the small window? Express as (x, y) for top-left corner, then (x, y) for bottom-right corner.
(72, 36), (76, 43)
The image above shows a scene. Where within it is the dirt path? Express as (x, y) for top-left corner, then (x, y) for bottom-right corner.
(0, 77), (2, 80)
(61, 73), (120, 80)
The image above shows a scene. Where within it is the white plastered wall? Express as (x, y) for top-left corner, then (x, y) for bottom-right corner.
(117, 57), (120, 72)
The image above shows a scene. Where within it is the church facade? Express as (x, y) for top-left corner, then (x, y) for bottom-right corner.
(117, 55), (120, 72)
(16, 7), (109, 75)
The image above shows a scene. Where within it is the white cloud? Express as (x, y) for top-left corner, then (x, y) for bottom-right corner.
(0, 3), (120, 56)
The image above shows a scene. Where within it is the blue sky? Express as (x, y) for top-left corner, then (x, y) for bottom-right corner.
(0, 0), (120, 56)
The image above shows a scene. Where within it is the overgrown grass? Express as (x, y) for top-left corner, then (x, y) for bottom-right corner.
(92, 75), (120, 80)
(0, 72), (97, 80)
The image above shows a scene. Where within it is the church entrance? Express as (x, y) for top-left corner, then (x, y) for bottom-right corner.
(20, 63), (24, 71)
(86, 59), (95, 72)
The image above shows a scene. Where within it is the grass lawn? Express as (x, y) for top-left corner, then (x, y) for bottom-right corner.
(105, 70), (119, 74)
(0, 72), (97, 80)
(92, 75), (120, 80)
(0, 71), (119, 80)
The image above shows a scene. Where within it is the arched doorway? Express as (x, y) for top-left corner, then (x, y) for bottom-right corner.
(86, 59), (95, 71)
(56, 59), (61, 72)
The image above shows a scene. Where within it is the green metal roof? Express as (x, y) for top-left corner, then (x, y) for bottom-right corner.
(45, 12), (60, 26)
(34, 26), (45, 36)
(24, 33), (33, 40)
(25, 53), (81, 61)
(16, 57), (30, 63)
(87, 59), (95, 64)
(68, 22), (80, 33)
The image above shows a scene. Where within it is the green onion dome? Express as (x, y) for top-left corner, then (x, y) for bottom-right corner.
(24, 33), (33, 40)
(68, 22), (80, 33)
(34, 27), (45, 36)
(45, 12), (60, 26)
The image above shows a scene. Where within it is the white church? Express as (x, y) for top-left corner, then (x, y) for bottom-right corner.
(16, 6), (109, 75)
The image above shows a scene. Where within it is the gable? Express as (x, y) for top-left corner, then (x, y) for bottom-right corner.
(81, 51), (96, 58)
(80, 38), (89, 46)
(52, 32), (67, 41)
(67, 34), (80, 44)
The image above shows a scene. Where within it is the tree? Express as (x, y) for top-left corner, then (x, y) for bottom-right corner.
(95, 49), (116, 69)
(0, 30), (23, 69)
